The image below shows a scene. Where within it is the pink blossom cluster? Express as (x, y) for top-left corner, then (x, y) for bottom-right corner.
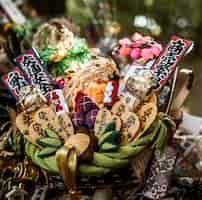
(113, 32), (162, 63)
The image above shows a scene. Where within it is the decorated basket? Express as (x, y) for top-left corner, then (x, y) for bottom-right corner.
(0, 18), (194, 200)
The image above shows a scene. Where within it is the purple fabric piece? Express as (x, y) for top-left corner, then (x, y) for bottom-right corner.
(76, 96), (98, 113)
(70, 112), (85, 128)
(85, 109), (99, 129)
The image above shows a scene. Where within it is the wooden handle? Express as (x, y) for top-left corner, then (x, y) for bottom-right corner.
(56, 145), (79, 200)
(166, 68), (194, 116)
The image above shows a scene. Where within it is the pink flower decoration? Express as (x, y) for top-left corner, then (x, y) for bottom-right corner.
(130, 48), (141, 60)
(142, 36), (152, 42)
(115, 32), (163, 62)
(151, 45), (162, 57)
(119, 46), (132, 57)
(132, 32), (143, 41)
(141, 48), (154, 61)
(132, 33), (153, 46)
(132, 42), (141, 48)
(119, 38), (131, 46)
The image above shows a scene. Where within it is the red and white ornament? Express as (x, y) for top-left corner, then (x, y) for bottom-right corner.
(103, 80), (119, 107)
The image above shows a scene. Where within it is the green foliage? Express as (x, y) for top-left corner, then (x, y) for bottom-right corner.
(39, 38), (91, 76)
(12, 20), (41, 39)
(39, 48), (57, 63)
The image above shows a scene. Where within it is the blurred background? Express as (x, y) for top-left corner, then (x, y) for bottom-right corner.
(4, 0), (202, 115)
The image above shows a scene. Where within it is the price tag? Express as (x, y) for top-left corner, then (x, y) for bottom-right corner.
(2, 67), (29, 101)
(15, 48), (54, 95)
(152, 36), (193, 91)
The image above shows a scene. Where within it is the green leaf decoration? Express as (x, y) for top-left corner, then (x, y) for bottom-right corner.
(39, 38), (92, 76)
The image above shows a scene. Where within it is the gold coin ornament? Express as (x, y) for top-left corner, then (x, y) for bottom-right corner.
(111, 100), (129, 117)
(34, 106), (56, 124)
(142, 93), (157, 106)
(34, 107), (60, 131)
(34, 106), (74, 140)
(94, 108), (112, 136)
(57, 113), (74, 139)
(148, 94), (157, 105)
(65, 134), (90, 156)
(137, 103), (158, 133)
(121, 112), (140, 141)
(16, 112), (34, 133)
(28, 122), (45, 143)
(44, 118), (64, 136)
